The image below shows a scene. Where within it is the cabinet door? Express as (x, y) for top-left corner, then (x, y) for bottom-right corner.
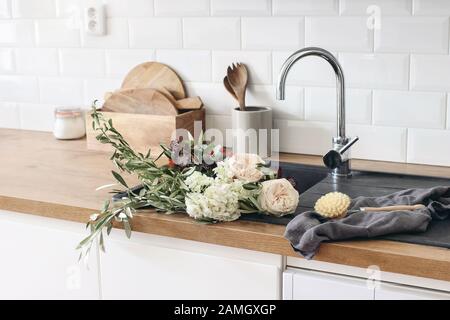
(376, 283), (450, 300)
(287, 268), (374, 300)
(0, 211), (100, 300)
(100, 230), (282, 300)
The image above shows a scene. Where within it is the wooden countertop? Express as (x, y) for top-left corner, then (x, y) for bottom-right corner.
(1, 128), (450, 282)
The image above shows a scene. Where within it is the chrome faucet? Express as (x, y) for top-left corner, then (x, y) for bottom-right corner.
(276, 47), (358, 178)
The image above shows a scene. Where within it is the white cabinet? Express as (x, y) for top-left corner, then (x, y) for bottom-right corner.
(283, 268), (374, 300)
(375, 283), (450, 300)
(2, 208), (449, 300)
(100, 229), (283, 300)
(0, 210), (100, 300)
(284, 267), (450, 300)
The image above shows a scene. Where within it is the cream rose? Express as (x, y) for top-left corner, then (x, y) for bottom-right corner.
(258, 179), (299, 217)
(228, 153), (265, 183)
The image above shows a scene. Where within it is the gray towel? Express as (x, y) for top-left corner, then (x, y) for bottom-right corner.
(284, 186), (450, 259)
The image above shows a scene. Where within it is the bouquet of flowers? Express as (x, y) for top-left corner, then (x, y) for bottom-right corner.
(77, 106), (299, 260)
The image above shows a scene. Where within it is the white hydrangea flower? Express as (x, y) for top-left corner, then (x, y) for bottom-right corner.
(186, 182), (241, 222)
(229, 179), (255, 200)
(184, 171), (214, 193)
(213, 159), (234, 183)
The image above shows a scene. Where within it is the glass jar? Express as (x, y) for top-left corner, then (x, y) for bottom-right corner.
(53, 108), (86, 140)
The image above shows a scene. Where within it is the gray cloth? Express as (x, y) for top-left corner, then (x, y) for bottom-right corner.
(284, 186), (450, 259)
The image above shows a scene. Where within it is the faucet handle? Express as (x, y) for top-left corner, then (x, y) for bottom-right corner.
(323, 136), (359, 170)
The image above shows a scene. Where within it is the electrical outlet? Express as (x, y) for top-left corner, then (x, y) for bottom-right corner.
(84, 3), (105, 36)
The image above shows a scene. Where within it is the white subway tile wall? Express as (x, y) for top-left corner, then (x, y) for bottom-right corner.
(155, 0), (210, 17)
(0, 48), (14, 73)
(15, 48), (59, 76)
(156, 49), (211, 82)
(340, 0), (412, 15)
(273, 0), (338, 16)
(81, 18), (129, 48)
(12, 0), (56, 19)
(0, 102), (19, 128)
(184, 18), (240, 49)
(0, 0), (449, 167)
(0, 20), (35, 46)
(0, 0), (11, 19)
(242, 17), (304, 50)
(448, 95), (450, 129)
(305, 17), (373, 52)
(212, 0), (271, 16)
(105, 49), (154, 78)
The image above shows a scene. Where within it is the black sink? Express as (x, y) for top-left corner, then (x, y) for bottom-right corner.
(241, 162), (450, 250)
(278, 162), (329, 194)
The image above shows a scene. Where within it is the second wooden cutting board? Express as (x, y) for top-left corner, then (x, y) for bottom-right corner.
(102, 88), (179, 116)
(121, 62), (186, 100)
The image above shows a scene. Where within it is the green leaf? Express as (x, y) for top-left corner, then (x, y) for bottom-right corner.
(123, 219), (132, 239)
(106, 222), (113, 235)
(111, 170), (128, 188)
(99, 232), (106, 253)
(102, 200), (110, 213)
(249, 197), (262, 211)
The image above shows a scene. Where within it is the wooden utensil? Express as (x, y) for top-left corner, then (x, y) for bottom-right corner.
(102, 88), (178, 116)
(226, 63), (248, 111)
(121, 62), (186, 100)
(360, 204), (426, 212)
(223, 76), (237, 101)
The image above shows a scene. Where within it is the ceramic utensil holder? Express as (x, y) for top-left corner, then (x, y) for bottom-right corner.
(232, 106), (273, 158)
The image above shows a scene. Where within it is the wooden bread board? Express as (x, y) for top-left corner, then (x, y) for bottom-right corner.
(102, 88), (179, 115)
(121, 62), (186, 100)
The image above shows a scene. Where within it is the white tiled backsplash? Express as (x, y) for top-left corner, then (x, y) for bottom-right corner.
(0, 0), (450, 166)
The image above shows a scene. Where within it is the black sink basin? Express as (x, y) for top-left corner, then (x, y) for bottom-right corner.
(277, 162), (329, 194)
(241, 162), (450, 250)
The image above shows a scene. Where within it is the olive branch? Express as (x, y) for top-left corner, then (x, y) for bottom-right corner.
(77, 103), (193, 261)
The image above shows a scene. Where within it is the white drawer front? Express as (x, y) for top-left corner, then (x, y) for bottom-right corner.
(286, 269), (374, 300)
(376, 283), (450, 300)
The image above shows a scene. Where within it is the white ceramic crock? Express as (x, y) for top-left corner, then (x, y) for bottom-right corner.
(231, 106), (273, 158)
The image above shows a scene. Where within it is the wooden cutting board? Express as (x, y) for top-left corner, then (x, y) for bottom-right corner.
(102, 88), (179, 116)
(157, 87), (203, 110)
(121, 62), (186, 100)
(105, 88), (203, 111)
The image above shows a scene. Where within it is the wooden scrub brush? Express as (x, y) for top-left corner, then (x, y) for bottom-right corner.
(314, 192), (351, 219)
(314, 192), (426, 219)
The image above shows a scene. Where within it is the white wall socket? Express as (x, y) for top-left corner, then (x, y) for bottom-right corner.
(84, 3), (106, 36)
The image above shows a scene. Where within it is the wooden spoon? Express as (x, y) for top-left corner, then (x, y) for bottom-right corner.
(223, 76), (237, 101)
(226, 63), (248, 111)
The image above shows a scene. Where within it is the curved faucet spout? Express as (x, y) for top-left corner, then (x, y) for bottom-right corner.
(276, 47), (346, 140)
(276, 47), (358, 178)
